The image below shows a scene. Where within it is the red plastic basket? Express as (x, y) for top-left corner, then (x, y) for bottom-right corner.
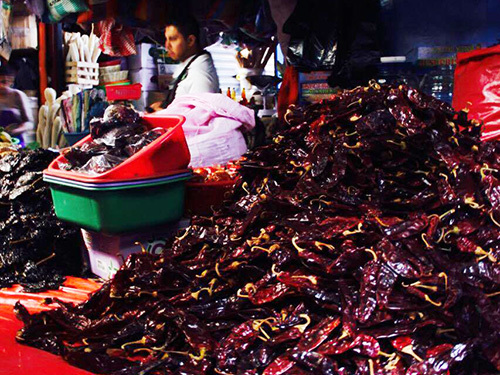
(106, 83), (142, 101)
(185, 179), (237, 216)
(44, 114), (190, 183)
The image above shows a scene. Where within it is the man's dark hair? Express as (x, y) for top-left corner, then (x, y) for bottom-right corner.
(167, 15), (201, 46)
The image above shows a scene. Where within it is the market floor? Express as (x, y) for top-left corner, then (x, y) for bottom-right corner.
(0, 277), (101, 375)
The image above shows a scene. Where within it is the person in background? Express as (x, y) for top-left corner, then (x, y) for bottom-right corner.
(0, 63), (34, 143)
(149, 16), (220, 111)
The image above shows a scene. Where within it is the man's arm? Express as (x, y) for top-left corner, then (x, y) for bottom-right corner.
(6, 90), (34, 135)
(5, 121), (33, 135)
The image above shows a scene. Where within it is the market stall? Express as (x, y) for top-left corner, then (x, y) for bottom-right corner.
(0, 1), (499, 374)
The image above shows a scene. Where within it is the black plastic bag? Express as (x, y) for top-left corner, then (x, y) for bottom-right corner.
(327, 0), (381, 88)
(283, 0), (339, 70)
(283, 0), (380, 88)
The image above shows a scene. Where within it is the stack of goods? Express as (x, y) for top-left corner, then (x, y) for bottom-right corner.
(99, 60), (129, 85)
(43, 106), (191, 234)
(0, 149), (82, 292)
(17, 84), (500, 374)
(65, 32), (101, 87)
(36, 88), (70, 149)
(59, 86), (108, 145)
(37, 86), (109, 148)
(60, 104), (167, 175)
(128, 43), (172, 110)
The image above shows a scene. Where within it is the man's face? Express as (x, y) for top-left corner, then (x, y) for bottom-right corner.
(165, 25), (190, 62)
(0, 75), (13, 90)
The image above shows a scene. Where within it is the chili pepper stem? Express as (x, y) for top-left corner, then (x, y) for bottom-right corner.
(480, 164), (498, 180)
(176, 227), (191, 241)
(214, 369), (235, 375)
(196, 270), (208, 278)
(292, 236), (306, 253)
(368, 359), (375, 375)
(271, 264), (282, 277)
(421, 233), (432, 248)
(403, 281), (438, 292)
(374, 217), (390, 227)
(215, 263), (222, 278)
(241, 182), (251, 195)
(291, 275), (318, 285)
(424, 294), (442, 307)
(134, 241), (148, 253)
(443, 226), (460, 243)
(189, 347), (207, 361)
(343, 223), (363, 236)
(9, 237), (32, 245)
(378, 351), (396, 359)
(191, 278), (217, 300)
(438, 272), (448, 290)
(489, 211), (500, 228)
(315, 241), (335, 251)
(295, 314), (312, 333)
(343, 141), (362, 149)
(121, 337), (147, 350)
(35, 253), (56, 267)
(365, 248), (378, 261)
(401, 345), (424, 362)
(133, 347), (155, 355)
(384, 355), (401, 371)
(464, 196), (484, 209)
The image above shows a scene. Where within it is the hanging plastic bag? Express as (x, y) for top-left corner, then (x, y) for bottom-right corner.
(0, 1), (12, 60)
(45, 0), (88, 22)
(283, 0), (338, 70)
(25, 0), (46, 18)
(453, 45), (500, 135)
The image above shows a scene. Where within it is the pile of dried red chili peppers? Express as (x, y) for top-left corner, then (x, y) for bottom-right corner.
(16, 83), (500, 374)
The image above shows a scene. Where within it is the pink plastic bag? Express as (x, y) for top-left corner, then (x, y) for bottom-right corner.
(157, 93), (255, 167)
(453, 45), (500, 137)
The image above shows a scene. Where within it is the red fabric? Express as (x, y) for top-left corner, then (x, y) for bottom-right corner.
(0, 277), (101, 313)
(453, 44), (500, 136)
(97, 18), (137, 57)
(0, 277), (101, 375)
(277, 65), (299, 122)
(77, 0), (92, 23)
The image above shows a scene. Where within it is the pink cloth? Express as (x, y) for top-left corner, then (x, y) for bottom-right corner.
(158, 93), (255, 136)
(157, 93), (255, 167)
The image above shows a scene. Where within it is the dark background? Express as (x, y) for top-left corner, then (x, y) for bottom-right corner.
(380, 0), (500, 55)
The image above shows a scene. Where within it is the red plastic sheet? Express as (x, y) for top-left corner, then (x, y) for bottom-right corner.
(0, 277), (101, 375)
(453, 45), (500, 141)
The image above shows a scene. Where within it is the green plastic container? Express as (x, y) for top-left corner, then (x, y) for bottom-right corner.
(44, 172), (191, 233)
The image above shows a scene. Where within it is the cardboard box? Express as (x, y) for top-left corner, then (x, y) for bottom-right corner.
(128, 43), (169, 70)
(130, 67), (158, 91)
(82, 219), (189, 279)
(158, 63), (178, 75)
(132, 91), (166, 111)
(158, 74), (174, 90)
(11, 15), (38, 50)
(157, 63), (177, 90)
